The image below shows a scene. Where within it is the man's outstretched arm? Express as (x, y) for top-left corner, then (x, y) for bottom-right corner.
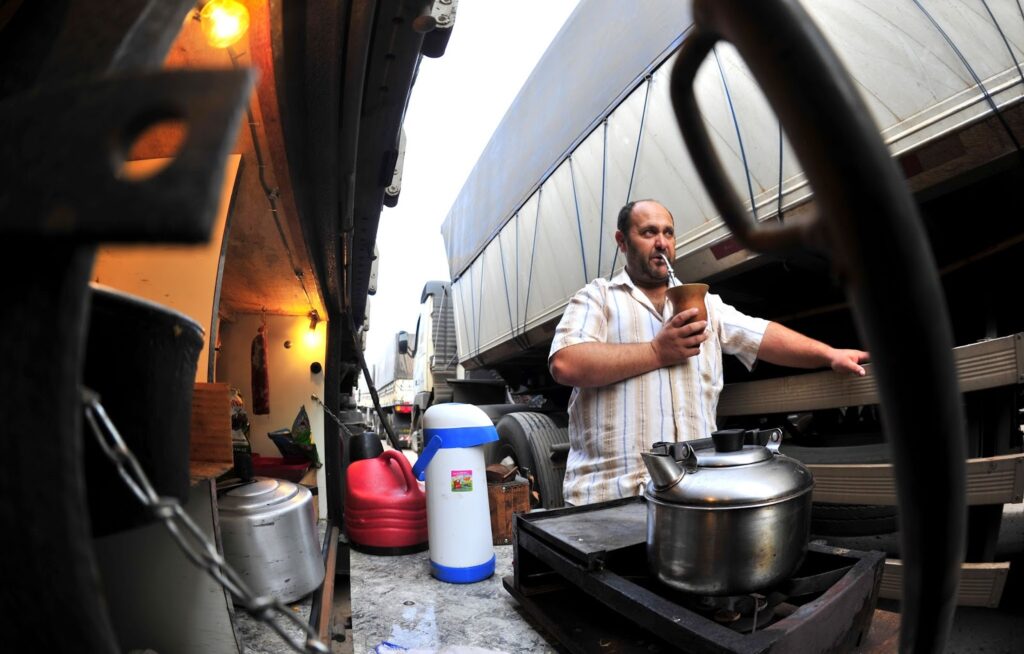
(757, 322), (869, 376)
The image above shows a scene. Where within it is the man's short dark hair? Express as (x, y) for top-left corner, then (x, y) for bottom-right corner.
(617, 201), (639, 234)
(617, 199), (669, 234)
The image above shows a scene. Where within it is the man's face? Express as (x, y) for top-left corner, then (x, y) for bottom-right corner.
(616, 201), (675, 288)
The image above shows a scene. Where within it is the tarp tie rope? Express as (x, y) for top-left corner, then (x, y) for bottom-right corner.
(522, 188), (544, 339)
(569, 155), (589, 285)
(714, 45), (759, 224)
(497, 229), (515, 337)
(914, 0), (1022, 155)
(610, 75), (653, 275)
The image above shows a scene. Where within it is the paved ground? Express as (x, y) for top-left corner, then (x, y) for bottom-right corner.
(326, 553), (1022, 654)
(325, 457), (1023, 653)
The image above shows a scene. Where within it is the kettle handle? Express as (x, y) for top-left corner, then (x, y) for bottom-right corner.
(380, 449), (419, 492)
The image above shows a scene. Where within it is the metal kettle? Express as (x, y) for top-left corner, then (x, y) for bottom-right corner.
(642, 428), (814, 596)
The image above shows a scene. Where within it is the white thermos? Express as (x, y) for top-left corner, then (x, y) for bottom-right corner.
(411, 403), (497, 583)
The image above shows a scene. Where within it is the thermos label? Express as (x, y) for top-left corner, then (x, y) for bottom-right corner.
(450, 470), (473, 492)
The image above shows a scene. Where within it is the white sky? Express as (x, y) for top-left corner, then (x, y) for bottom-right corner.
(364, 1), (580, 372)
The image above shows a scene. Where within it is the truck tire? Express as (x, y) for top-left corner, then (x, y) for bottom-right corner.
(811, 504), (898, 536)
(494, 412), (568, 509)
(781, 443), (898, 536)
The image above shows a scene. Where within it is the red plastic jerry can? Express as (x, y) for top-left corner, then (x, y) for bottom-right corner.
(345, 449), (428, 554)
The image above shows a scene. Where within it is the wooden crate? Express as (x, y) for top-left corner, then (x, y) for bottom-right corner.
(488, 479), (530, 545)
(189, 382), (233, 481)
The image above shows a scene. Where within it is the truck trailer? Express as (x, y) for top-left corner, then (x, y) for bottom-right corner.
(371, 331), (416, 449)
(432, 0), (1024, 637)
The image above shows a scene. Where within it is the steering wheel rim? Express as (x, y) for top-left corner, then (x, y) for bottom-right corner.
(669, 1), (967, 650)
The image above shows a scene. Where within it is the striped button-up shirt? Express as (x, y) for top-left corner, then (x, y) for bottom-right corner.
(549, 269), (768, 506)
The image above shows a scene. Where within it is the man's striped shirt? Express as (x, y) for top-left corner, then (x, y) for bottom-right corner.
(549, 269), (768, 506)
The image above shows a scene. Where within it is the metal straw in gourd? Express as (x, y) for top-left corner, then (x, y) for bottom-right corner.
(660, 253), (679, 286)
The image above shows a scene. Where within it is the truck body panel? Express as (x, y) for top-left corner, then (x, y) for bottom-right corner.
(442, 0), (1024, 371)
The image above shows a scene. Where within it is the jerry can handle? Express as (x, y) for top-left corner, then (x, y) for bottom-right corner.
(380, 449), (419, 492)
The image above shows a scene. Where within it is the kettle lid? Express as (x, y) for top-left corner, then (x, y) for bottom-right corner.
(647, 429), (813, 506)
(217, 477), (305, 513)
(694, 429), (774, 467)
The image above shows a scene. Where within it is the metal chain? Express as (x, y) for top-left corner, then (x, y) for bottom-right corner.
(311, 394), (343, 428)
(81, 389), (329, 654)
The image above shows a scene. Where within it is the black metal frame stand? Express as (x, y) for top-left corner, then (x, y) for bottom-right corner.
(506, 499), (884, 654)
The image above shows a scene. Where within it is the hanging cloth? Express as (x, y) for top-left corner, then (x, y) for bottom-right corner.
(251, 325), (270, 414)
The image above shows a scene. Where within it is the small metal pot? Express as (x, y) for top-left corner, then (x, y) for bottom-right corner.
(218, 478), (324, 603)
(642, 429), (813, 596)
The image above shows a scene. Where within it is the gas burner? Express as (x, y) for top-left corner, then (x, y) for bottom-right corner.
(687, 594), (776, 633)
(504, 497), (884, 654)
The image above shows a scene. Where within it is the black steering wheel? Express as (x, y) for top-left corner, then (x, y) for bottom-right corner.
(670, 1), (966, 651)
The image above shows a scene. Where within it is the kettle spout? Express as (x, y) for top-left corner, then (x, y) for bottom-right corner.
(642, 451), (685, 490)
